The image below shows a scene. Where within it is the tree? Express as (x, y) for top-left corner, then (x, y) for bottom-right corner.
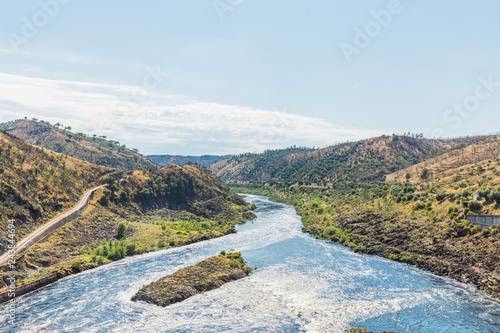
(405, 173), (411, 182)
(468, 200), (482, 212)
(103, 176), (116, 186)
(420, 168), (429, 180)
(488, 191), (500, 204)
(117, 222), (128, 238)
(119, 191), (128, 201)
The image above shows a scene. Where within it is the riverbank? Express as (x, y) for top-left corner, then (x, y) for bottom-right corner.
(232, 185), (500, 299)
(0, 195), (256, 304)
(2, 194), (498, 332)
(0, 231), (249, 304)
(305, 209), (500, 298)
(131, 252), (252, 307)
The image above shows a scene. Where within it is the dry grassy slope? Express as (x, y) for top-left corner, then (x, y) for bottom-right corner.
(387, 135), (500, 182)
(211, 135), (476, 184)
(120, 163), (251, 218)
(0, 131), (117, 253)
(2, 163), (254, 289)
(398, 154), (500, 216)
(0, 119), (157, 170)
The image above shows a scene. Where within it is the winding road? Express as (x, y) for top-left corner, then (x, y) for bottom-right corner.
(0, 185), (106, 267)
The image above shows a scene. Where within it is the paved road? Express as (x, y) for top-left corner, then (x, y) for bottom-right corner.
(0, 185), (106, 267)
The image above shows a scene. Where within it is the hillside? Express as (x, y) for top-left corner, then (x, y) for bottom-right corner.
(211, 135), (478, 186)
(0, 130), (116, 253)
(387, 135), (500, 183)
(114, 163), (252, 219)
(231, 133), (500, 298)
(147, 154), (232, 167)
(0, 119), (157, 170)
(0, 157), (255, 293)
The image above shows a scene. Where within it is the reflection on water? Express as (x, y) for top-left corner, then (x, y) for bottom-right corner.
(1, 195), (499, 332)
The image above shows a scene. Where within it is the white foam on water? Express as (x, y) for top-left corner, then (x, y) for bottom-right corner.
(3, 195), (500, 332)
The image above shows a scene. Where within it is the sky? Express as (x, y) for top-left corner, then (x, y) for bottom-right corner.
(0, 0), (500, 155)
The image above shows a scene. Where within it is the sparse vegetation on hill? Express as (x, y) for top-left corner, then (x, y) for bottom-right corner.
(226, 133), (500, 299)
(115, 164), (251, 219)
(0, 158), (255, 293)
(211, 135), (480, 186)
(0, 119), (157, 170)
(0, 130), (116, 253)
(387, 135), (500, 183)
(233, 168), (500, 298)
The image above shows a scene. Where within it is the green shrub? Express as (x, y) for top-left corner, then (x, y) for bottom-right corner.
(103, 176), (116, 186)
(126, 243), (136, 255)
(72, 261), (82, 272)
(388, 253), (399, 260)
(412, 201), (426, 210)
(117, 221), (128, 238)
(468, 201), (482, 212)
(488, 191), (500, 203)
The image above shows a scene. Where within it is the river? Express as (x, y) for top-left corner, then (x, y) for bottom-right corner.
(1, 195), (499, 332)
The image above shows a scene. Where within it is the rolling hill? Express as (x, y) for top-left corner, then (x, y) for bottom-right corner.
(386, 135), (500, 183)
(0, 119), (157, 170)
(0, 130), (117, 253)
(0, 132), (254, 295)
(210, 135), (480, 186)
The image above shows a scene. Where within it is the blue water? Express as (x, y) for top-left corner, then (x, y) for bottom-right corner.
(1, 195), (499, 332)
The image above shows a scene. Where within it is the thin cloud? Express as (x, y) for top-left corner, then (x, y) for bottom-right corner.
(0, 73), (387, 154)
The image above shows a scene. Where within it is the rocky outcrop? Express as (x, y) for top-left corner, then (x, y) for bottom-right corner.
(344, 329), (397, 333)
(132, 252), (251, 307)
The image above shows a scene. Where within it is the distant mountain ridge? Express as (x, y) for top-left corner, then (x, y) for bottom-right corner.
(210, 135), (486, 186)
(147, 154), (232, 168)
(0, 119), (158, 170)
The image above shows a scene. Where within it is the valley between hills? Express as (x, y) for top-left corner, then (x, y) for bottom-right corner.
(1, 118), (500, 313)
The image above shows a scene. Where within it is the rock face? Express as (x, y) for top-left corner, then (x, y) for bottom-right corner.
(131, 252), (251, 307)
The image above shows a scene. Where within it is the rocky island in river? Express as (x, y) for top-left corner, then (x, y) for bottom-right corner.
(132, 252), (252, 307)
